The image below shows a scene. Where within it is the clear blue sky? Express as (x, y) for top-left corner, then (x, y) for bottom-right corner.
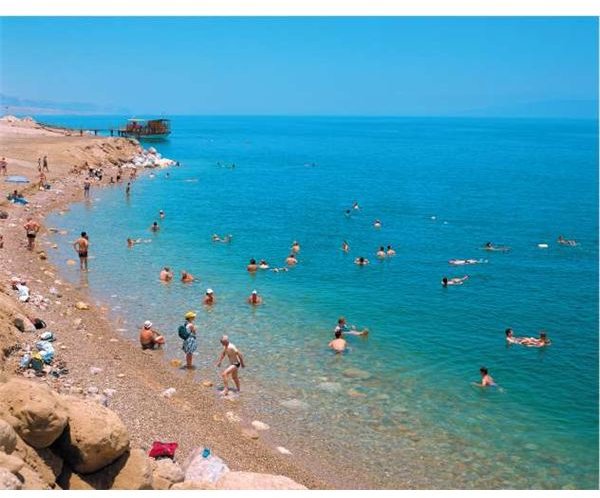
(0, 17), (597, 116)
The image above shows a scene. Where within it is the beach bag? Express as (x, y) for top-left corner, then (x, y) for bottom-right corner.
(30, 352), (44, 371)
(149, 441), (178, 460)
(33, 318), (47, 330)
(183, 448), (229, 484)
(178, 324), (190, 340)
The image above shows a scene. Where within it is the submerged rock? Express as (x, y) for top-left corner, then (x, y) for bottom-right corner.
(342, 368), (371, 380)
(317, 382), (342, 393)
(280, 399), (309, 411)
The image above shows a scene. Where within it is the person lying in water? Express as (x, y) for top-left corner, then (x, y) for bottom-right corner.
(329, 329), (348, 353)
(505, 328), (525, 344)
(335, 317), (368, 336)
(441, 276), (469, 287)
(520, 331), (552, 347)
(449, 259), (484, 265)
(557, 235), (578, 246)
(483, 242), (511, 252)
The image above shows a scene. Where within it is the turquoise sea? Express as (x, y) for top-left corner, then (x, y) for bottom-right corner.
(45, 116), (598, 489)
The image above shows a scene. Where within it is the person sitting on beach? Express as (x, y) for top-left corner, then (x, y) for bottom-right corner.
(373, 219), (382, 228)
(216, 335), (245, 396)
(247, 290), (262, 305)
(557, 235), (578, 246)
(73, 232), (90, 271)
(335, 317), (368, 336)
(247, 258), (258, 272)
(181, 311), (198, 369)
(441, 276), (469, 287)
(505, 328), (525, 344)
(150, 221), (160, 232)
(291, 241), (300, 253)
(386, 245), (396, 256)
(285, 254), (297, 266)
(342, 240), (350, 252)
(23, 218), (41, 251)
(203, 288), (215, 305)
(354, 256), (369, 266)
(259, 260), (269, 270)
(329, 329), (348, 353)
(139, 320), (165, 350)
(376, 246), (386, 258)
(181, 271), (195, 283)
(475, 367), (497, 387)
(521, 331), (552, 347)
(160, 267), (173, 282)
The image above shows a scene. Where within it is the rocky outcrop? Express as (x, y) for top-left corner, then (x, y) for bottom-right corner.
(51, 397), (129, 474)
(0, 467), (22, 490)
(0, 419), (17, 454)
(14, 434), (63, 486)
(0, 378), (68, 448)
(0, 451), (24, 474)
(151, 458), (185, 490)
(216, 471), (308, 490)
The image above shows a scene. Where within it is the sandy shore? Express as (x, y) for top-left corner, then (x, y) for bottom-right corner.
(0, 117), (333, 489)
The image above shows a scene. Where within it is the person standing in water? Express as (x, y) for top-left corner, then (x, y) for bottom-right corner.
(342, 240), (350, 252)
(386, 245), (396, 256)
(125, 182), (131, 196)
(73, 232), (90, 271)
(329, 329), (348, 353)
(83, 180), (91, 198)
(376, 246), (386, 258)
(291, 241), (300, 253)
(216, 335), (245, 396)
(476, 367), (496, 387)
(181, 311), (198, 369)
(247, 290), (263, 305)
(203, 288), (215, 305)
(247, 259), (258, 272)
(335, 317), (368, 336)
(150, 221), (160, 232)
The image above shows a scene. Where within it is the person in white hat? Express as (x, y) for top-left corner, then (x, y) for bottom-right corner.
(247, 289), (262, 306)
(203, 288), (215, 306)
(139, 320), (165, 350)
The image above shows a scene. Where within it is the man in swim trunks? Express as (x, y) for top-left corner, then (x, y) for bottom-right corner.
(329, 329), (348, 353)
(335, 317), (368, 336)
(247, 290), (262, 305)
(23, 218), (41, 251)
(216, 335), (245, 396)
(73, 232), (90, 271)
(477, 367), (496, 387)
(139, 320), (165, 350)
(291, 241), (300, 253)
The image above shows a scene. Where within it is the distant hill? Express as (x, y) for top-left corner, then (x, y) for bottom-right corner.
(0, 94), (130, 115)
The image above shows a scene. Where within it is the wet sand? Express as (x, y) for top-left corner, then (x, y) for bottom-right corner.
(0, 118), (337, 489)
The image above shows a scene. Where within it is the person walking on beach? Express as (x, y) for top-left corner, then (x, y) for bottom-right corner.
(23, 217), (41, 251)
(216, 335), (245, 396)
(181, 311), (198, 369)
(83, 180), (91, 198)
(73, 232), (90, 271)
(42, 155), (49, 172)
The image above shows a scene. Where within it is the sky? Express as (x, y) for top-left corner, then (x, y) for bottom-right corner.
(0, 17), (598, 116)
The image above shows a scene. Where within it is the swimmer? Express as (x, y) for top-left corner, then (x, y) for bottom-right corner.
(476, 367), (497, 387)
(557, 235), (578, 246)
(449, 259), (483, 266)
(354, 256), (369, 266)
(342, 240), (350, 252)
(291, 241), (300, 253)
(329, 329), (348, 353)
(376, 246), (386, 258)
(181, 271), (195, 283)
(352, 201), (360, 210)
(386, 245), (396, 256)
(270, 267), (289, 273)
(212, 234), (221, 242)
(373, 219), (382, 228)
(259, 260), (269, 270)
(285, 254), (297, 266)
(344, 209), (352, 217)
(222, 234), (233, 243)
(521, 331), (552, 347)
(159, 267), (173, 282)
(505, 328), (525, 345)
(159, 210), (165, 219)
(127, 238), (134, 248)
(247, 289), (263, 305)
(441, 276), (469, 287)
(335, 317), (368, 337)
(203, 288), (215, 305)
(247, 258), (258, 272)
(483, 242), (511, 252)
(150, 221), (160, 232)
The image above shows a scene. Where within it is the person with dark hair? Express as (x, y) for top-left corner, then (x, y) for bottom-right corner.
(376, 246), (386, 258)
(150, 221), (160, 232)
(73, 231), (89, 271)
(328, 329), (348, 353)
(354, 256), (369, 266)
(441, 276), (468, 287)
(247, 258), (258, 272)
(505, 328), (524, 344)
(521, 331), (552, 347)
(477, 367), (496, 387)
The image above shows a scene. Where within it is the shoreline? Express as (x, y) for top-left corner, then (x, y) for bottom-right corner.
(0, 118), (335, 489)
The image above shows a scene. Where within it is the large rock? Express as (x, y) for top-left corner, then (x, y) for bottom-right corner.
(111, 449), (153, 490)
(170, 480), (215, 490)
(0, 420), (17, 454)
(0, 467), (21, 490)
(0, 378), (68, 448)
(216, 471), (307, 489)
(152, 458), (184, 490)
(0, 451), (24, 474)
(14, 434), (63, 486)
(16, 464), (50, 490)
(52, 397), (129, 474)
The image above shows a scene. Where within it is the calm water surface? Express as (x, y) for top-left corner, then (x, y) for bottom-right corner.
(45, 116), (598, 489)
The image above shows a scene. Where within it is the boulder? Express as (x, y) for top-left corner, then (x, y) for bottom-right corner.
(216, 471), (307, 489)
(0, 467), (21, 490)
(170, 480), (215, 490)
(0, 210), (8, 220)
(111, 449), (153, 490)
(14, 434), (63, 485)
(51, 397), (129, 474)
(15, 464), (50, 490)
(0, 451), (24, 474)
(0, 378), (68, 448)
(151, 458), (184, 490)
(0, 420), (17, 454)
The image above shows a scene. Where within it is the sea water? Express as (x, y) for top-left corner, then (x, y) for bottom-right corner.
(45, 116), (598, 489)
